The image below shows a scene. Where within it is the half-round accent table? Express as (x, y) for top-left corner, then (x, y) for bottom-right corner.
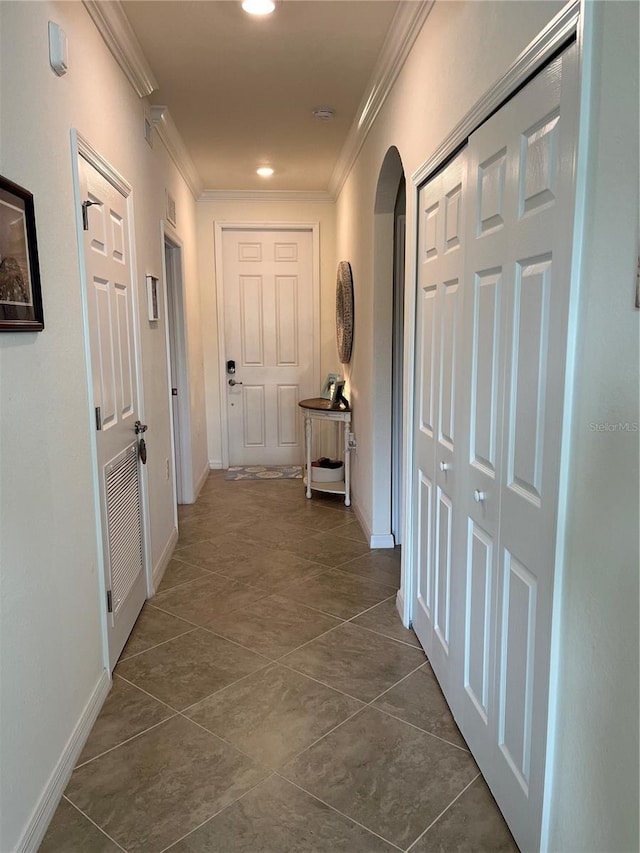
(298, 397), (351, 506)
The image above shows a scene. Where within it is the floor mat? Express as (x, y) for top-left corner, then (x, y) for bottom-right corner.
(225, 465), (303, 480)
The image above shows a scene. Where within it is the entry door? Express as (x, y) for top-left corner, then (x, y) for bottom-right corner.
(78, 155), (146, 669)
(455, 44), (578, 851)
(412, 152), (466, 697)
(221, 228), (315, 465)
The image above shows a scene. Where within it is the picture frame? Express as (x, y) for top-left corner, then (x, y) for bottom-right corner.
(146, 274), (160, 321)
(320, 372), (341, 401)
(331, 379), (346, 407)
(0, 175), (44, 332)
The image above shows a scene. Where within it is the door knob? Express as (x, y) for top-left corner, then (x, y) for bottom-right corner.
(440, 461), (451, 471)
(473, 489), (487, 503)
(134, 420), (148, 434)
(228, 379), (243, 387)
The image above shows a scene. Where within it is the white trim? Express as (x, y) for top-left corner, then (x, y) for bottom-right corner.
(395, 588), (407, 627)
(328, 1), (434, 198)
(82, 0), (157, 98)
(401, 0), (581, 638)
(200, 189), (333, 204)
(70, 129), (153, 660)
(541, 0), (593, 846)
(194, 460), (211, 497)
(151, 106), (204, 200)
(214, 221), (321, 469)
(370, 533), (396, 549)
(209, 459), (224, 470)
(161, 223), (196, 505)
(412, 0), (580, 187)
(152, 527), (178, 593)
(15, 670), (111, 853)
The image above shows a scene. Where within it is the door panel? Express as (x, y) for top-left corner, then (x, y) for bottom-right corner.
(454, 44), (578, 851)
(79, 155), (146, 669)
(222, 229), (315, 465)
(412, 152), (466, 693)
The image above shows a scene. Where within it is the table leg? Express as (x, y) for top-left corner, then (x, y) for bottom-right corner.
(305, 413), (312, 499)
(344, 420), (351, 507)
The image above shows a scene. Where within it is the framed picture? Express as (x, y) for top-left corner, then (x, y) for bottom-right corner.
(146, 275), (160, 321)
(0, 175), (44, 331)
(320, 372), (341, 401)
(331, 379), (346, 407)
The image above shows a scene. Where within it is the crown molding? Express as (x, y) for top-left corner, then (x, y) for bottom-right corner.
(198, 189), (334, 204)
(411, 0), (580, 187)
(151, 106), (204, 200)
(328, 0), (434, 199)
(82, 0), (158, 98)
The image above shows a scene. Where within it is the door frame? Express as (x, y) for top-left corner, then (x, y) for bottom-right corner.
(70, 130), (152, 669)
(214, 221), (321, 469)
(161, 222), (194, 506)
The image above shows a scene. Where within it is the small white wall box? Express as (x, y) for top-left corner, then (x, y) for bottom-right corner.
(48, 22), (68, 76)
(146, 275), (160, 321)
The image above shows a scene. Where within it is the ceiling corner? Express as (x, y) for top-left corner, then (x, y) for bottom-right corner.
(328, 0), (435, 199)
(83, 0), (158, 98)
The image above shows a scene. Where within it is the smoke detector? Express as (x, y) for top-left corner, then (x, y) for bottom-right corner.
(312, 107), (336, 121)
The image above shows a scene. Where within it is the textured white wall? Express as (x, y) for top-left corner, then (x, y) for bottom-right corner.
(196, 198), (337, 468)
(0, 3), (204, 849)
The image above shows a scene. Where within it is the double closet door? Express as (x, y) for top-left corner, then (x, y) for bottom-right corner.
(412, 43), (578, 852)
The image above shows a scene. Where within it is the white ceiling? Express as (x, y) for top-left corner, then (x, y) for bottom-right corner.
(121, 1), (402, 192)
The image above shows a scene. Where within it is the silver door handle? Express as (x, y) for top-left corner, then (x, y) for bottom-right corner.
(440, 461), (451, 471)
(473, 489), (487, 503)
(134, 420), (148, 434)
(228, 379), (243, 387)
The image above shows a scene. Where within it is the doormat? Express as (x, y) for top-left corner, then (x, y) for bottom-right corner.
(225, 465), (303, 481)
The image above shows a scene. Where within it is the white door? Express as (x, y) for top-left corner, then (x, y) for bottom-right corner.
(79, 155), (146, 669)
(221, 228), (316, 465)
(454, 45), (578, 851)
(412, 152), (466, 697)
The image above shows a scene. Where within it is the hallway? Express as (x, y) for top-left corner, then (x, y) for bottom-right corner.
(41, 473), (517, 852)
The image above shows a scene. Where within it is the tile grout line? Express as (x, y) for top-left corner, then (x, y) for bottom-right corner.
(347, 619), (424, 650)
(117, 626), (198, 663)
(181, 712), (275, 773)
(73, 712), (179, 770)
(155, 772), (278, 853)
(404, 772), (482, 852)
(62, 796), (128, 852)
(371, 706), (472, 754)
(276, 774), (405, 852)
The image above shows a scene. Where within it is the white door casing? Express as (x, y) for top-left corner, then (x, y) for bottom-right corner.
(216, 225), (319, 467)
(77, 147), (147, 670)
(412, 152), (466, 697)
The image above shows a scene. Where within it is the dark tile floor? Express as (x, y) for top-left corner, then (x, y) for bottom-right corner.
(40, 472), (518, 852)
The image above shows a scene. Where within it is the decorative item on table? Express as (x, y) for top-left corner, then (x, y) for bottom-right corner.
(0, 174), (44, 331)
(320, 372), (341, 401)
(331, 379), (348, 409)
(311, 457), (344, 482)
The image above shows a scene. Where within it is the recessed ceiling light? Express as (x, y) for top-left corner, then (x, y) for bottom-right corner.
(257, 166), (274, 177)
(242, 0), (275, 15)
(312, 107), (336, 121)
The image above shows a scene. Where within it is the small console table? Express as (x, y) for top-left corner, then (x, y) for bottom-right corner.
(298, 397), (351, 506)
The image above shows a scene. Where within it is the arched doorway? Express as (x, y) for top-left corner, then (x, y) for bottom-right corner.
(371, 146), (406, 546)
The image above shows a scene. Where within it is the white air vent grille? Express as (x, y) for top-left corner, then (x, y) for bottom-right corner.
(105, 443), (143, 617)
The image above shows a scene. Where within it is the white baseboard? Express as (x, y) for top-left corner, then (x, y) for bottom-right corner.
(208, 459), (223, 470)
(370, 533), (396, 549)
(152, 526), (179, 593)
(396, 589), (409, 628)
(16, 669), (111, 853)
(194, 461), (211, 497)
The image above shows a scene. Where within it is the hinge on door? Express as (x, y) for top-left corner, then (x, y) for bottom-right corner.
(106, 590), (113, 613)
(95, 406), (102, 431)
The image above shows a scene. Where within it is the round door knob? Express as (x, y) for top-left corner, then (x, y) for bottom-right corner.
(473, 489), (487, 503)
(440, 461), (451, 472)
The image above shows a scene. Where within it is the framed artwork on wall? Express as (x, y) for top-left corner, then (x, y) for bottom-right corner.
(146, 274), (160, 321)
(0, 175), (44, 332)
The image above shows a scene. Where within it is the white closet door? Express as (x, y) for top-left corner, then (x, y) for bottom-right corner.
(455, 43), (578, 851)
(412, 153), (466, 696)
